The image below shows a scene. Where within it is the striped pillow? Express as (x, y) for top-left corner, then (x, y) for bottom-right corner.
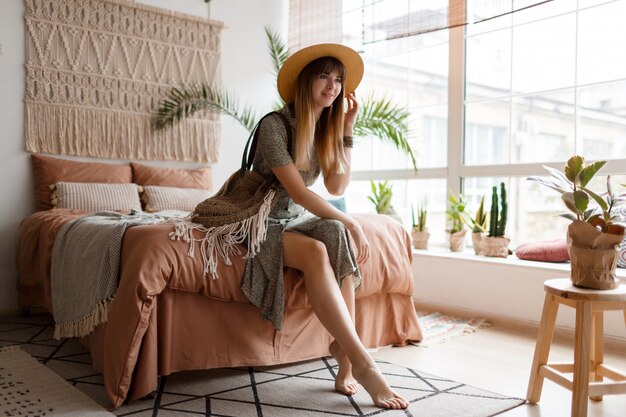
(142, 185), (212, 212)
(51, 182), (142, 212)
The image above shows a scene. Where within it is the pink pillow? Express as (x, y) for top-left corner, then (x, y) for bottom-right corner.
(515, 239), (569, 262)
(131, 162), (212, 190)
(32, 154), (132, 211)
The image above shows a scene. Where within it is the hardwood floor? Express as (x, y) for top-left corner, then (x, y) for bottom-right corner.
(371, 323), (626, 417)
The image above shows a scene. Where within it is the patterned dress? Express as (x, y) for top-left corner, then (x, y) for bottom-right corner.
(240, 106), (362, 330)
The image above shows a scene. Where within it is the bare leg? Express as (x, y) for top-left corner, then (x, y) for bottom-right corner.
(330, 277), (358, 395)
(283, 232), (408, 409)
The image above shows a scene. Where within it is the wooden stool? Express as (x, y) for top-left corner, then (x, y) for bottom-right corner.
(526, 278), (626, 417)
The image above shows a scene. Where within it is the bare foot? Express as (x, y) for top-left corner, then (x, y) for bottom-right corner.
(352, 362), (409, 409)
(329, 341), (358, 396)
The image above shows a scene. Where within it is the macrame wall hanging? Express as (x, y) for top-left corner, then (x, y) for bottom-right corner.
(24, 0), (223, 163)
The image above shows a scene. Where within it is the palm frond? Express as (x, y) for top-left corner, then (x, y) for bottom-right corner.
(353, 95), (417, 170)
(265, 26), (289, 80)
(153, 84), (258, 132)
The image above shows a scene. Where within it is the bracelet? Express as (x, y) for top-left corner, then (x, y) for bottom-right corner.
(342, 135), (353, 148)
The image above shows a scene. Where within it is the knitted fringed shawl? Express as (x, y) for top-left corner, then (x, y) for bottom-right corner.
(170, 112), (292, 278)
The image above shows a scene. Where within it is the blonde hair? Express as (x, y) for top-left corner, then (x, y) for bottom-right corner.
(292, 57), (349, 175)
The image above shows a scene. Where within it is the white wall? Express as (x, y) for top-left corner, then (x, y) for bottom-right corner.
(413, 251), (626, 341)
(0, 0), (287, 312)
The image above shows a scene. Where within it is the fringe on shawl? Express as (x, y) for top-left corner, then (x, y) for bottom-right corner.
(169, 190), (276, 278)
(53, 297), (113, 340)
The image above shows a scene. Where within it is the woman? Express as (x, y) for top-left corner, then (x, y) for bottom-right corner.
(240, 43), (409, 410)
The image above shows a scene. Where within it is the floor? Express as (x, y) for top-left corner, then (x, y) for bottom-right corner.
(371, 320), (626, 417)
(1, 313), (625, 417)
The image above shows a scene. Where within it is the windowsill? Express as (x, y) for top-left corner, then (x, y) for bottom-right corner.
(412, 245), (626, 280)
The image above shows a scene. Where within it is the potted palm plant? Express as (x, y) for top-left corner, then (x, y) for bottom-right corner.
(153, 27), (417, 170)
(446, 193), (468, 252)
(411, 204), (429, 250)
(368, 180), (402, 223)
(480, 182), (510, 258)
(528, 155), (625, 289)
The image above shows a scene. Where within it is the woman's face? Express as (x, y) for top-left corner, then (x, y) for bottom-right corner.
(310, 68), (343, 113)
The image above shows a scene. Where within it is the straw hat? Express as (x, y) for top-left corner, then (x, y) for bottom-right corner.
(277, 43), (364, 103)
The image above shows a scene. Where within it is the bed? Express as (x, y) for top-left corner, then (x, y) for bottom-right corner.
(17, 154), (423, 407)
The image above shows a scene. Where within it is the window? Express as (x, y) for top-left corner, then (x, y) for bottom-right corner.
(291, 0), (626, 248)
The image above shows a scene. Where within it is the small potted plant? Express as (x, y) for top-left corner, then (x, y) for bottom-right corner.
(480, 182), (510, 258)
(465, 196), (488, 255)
(411, 204), (430, 250)
(446, 193), (468, 252)
(368, 180), (402, 223)
(528, 155), (625, 289)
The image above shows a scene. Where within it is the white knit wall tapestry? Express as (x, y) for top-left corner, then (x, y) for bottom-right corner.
(24, 0), (223, 163)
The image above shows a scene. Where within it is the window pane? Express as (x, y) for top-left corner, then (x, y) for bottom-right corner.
(413, 106), (447, 168)
(466, 29), (511, 101)
(577, 1), (626, 85)
(464, 99), (510, 165)
(512, 90), (575, 163)
(347, 178), (447, 243)
(466, 0), (512, 36)
(512, 0), (576, 25)
(408, 39), (449, 107)
(464, 176), (570, 248)
(578, 80), (626, 160)
(512, 14), (576, 94)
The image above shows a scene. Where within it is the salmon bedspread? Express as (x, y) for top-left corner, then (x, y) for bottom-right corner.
(17, 209), (422, 407)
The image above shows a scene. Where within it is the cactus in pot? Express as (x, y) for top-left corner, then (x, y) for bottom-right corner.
(481, 182), (510, 257)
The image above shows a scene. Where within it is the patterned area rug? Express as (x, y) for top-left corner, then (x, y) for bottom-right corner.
(1, 315), (522, 417)
(415, 311), (490, 347)
(0, 346), (113, 416)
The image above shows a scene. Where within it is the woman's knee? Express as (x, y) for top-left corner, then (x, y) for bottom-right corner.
(284, 233), (330, 271)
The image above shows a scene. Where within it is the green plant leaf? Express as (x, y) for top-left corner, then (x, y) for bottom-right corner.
(564, 155), (584, 184)
(353, 95), (416, 170)
(573, 190), (589, 213)
(265, 26), (289, 81)
(578, 160), (607, 188)
(559, 213), (577, 222)
(561, 192), (580, 216)
(543, 165), (572, 188)
(526, 176), (567, 194)
(153, 84), (258, 132)
(582, 187), (609, 212)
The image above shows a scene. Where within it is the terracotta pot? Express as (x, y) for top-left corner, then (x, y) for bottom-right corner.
(411, 228), (430, 250)
(448, 229), (467, 252)
(472, 232), (483, 255)
(480, 236), (510, 258)
(567, 220), (624, 290)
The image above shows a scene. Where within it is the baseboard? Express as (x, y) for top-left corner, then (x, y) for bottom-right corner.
(414, 299), (626, 353)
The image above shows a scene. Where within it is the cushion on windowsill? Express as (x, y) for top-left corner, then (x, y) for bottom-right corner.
(514, 239), (569, 263)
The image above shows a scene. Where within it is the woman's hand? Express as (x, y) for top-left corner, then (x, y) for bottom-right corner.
(344, 93), (358, 135)
(347, 221), (370, 265)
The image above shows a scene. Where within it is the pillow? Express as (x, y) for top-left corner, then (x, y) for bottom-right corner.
(131, 162), (212, 190)
(327, 197), (347, 213)
(32, 154), (132, 211)
(142, 185), (212, 212)
(514, 239), (569, 262)
(52, 182), (142, 212)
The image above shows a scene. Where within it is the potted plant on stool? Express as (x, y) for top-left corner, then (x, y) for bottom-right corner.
(411, 204), (429, 250)
(446, 193), (467, 252)
(480, 182), (510, 258)
(528, 155), (626, 289)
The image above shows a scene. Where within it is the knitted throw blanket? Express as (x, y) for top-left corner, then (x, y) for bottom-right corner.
(51, 211), (169, 339)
